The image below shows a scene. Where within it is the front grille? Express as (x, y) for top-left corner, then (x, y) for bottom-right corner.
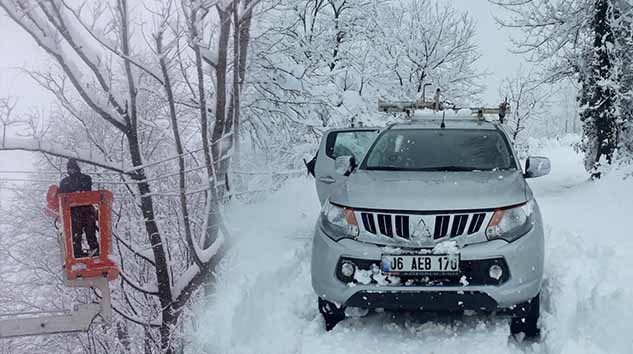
(377, 214), (393, 237)
(468, 213), (486, 234)
(434, 215), (450, 238)
(395, 215), (409, 238)
(360, 212), (488, 240)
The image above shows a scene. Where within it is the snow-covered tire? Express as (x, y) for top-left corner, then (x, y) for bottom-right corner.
(510, 293), (540, 339)
(318, 298), (345, 331)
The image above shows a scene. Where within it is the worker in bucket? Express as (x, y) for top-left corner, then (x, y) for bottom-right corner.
(59, 158), (99, 258)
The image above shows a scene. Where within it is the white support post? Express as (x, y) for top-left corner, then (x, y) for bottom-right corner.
(0, 277), (112, 338)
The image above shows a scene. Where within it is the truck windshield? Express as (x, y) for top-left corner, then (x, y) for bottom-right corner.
(361, 129), (516, 171)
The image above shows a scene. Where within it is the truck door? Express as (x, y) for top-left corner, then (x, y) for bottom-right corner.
(314, 128), (379, 205)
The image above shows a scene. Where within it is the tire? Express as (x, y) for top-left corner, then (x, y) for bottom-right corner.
(510, 293), (540, 339)
(318, 297), (346, 331)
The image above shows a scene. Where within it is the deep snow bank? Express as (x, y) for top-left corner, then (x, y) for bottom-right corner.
(529, 137), (633, 354)
(195, 137), (633, 354)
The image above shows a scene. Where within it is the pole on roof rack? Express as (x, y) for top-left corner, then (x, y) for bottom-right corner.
(378, 96), (511, 120)
(433, 88), (441, 111)
(498, 97), (509, 123)
(422, 83), (432, 103)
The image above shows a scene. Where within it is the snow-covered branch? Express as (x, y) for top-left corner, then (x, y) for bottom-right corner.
(0, 0), (128, 132)
(0, 137), (127, 174)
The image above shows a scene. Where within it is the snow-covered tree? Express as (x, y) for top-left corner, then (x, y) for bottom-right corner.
(0, 96), (20, 148)
(500, 69), (551, 141)
(243, 0), (485, 170)
(369, 0), (484, 104)
(0, 0), (256, 352)
(578, 0), (619, 176)
(492, 0), (633, 175)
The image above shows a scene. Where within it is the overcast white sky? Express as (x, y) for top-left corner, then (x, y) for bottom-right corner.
(0, 15), (49, 197)
(0, 17), (54, 112)
(451, 0), (529, 102)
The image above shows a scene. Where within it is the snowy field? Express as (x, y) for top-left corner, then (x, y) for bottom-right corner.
(196, 137), (633, 354)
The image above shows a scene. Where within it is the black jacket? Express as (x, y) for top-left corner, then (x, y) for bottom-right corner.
(59, 172), (95, 221)
(59, 172), (92, 193)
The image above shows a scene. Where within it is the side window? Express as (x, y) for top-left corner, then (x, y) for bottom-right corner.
(325, 130), (378, 161)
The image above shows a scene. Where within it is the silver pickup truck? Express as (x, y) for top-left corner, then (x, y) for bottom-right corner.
(310, 109), (550, 339)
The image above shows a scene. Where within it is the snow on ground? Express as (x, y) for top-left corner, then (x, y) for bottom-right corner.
(195, 136), (633, 354)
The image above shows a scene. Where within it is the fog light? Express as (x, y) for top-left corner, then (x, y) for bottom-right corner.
(341, 262), (356, 278)
(489, 264), (503, 280)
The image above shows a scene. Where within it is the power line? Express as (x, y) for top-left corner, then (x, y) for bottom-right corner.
(0, 170), (122, 175)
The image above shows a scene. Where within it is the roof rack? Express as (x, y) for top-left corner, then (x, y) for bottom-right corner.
(378, 92), (510, 123)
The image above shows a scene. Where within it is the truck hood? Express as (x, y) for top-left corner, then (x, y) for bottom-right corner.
(330, 169), (528, 211)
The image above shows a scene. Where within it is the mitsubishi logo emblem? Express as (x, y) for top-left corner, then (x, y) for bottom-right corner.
(410, 217), (433, 240)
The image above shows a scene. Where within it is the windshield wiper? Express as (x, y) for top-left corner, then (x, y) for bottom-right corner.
(365, 166), (405, 171)
(365, 166), (480, 172)
(421, 166), (478, 172)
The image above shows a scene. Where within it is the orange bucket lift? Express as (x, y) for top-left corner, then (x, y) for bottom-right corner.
(59, 190), (119, 281)
(0, 187), (119, 338)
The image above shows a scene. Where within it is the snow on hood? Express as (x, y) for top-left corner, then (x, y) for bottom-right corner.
(329, 169), (527, 211)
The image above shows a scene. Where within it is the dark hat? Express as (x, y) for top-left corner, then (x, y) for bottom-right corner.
(67, 158), (80, 172)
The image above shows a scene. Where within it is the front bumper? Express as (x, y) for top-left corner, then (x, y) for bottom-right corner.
(345, 290), (498, 311)
(311, 222), (544, 311)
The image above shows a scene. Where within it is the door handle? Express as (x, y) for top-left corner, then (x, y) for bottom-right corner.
(319, 176), (336, 184)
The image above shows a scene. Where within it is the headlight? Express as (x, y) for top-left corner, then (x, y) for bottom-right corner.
(486, 200), (536, 242)
(319, 202), (359, 241)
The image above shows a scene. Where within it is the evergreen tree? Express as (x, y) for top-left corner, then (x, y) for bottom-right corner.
(580, 0), (618, 177)
(493, 0), (633, 176)
(613, 0), (633, 162)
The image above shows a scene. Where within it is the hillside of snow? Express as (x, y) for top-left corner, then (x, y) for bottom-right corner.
(194, 136), (633, 354)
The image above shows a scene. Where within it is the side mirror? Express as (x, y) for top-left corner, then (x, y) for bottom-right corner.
(524, 156), (551, 178)
(335, 155), (356, 176)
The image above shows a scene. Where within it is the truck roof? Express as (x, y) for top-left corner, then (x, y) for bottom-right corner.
(390, 117), (500, 131)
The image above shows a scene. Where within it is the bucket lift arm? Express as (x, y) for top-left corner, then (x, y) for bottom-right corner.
(0, 277), (111, 338)
(0, 189), (118, 338)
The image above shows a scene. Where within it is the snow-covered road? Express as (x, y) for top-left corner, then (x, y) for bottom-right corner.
(197, 138), (633, 354)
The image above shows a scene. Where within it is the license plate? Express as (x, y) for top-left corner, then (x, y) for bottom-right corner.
(381, 254), (460, 274)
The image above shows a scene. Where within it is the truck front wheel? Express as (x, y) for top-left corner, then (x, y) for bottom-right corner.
(318, 297), (345, 331)
(510, 293), (540, 339)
